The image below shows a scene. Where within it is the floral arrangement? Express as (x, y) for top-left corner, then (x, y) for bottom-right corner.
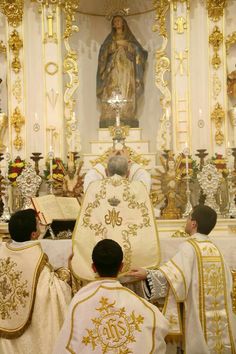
(44, 157), (66, 184)
(211, 153), (228, 177)
(8, 156), (26, 186)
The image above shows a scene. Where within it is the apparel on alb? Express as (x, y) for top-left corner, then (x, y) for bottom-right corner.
(53, 279), (169, 354)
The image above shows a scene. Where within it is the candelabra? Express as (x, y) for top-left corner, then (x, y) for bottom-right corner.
(195, 149), (208, 170)
(30, 152), (43, 175)
(47, 150), (54, 195)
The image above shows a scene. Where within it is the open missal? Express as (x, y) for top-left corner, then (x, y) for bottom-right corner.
(31, 195), (80, 225)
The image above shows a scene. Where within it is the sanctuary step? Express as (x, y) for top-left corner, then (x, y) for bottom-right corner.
(82, 127), (157, 171)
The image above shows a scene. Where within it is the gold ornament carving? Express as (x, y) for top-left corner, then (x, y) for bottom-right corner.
(0, 40), (6, 54)
(0, 0), (23, 27)
(209, 26), (223, 51)
(62, 1), (80, 152)
(45, 61), (58, 76)
(209, 26), (223, 70)
(152, 0), (170, 38)
(90, 146), (150, 168)
(108, 125), (130, 139)
(11, 107), (25, 150)
(8, 30), (23, 73)
(212, 73), (221, 99)
(174, 16), (187, 34)
(226, 31), (236, 54)
(211, 103), (225, 146)
(206, 0), (227, 22)
(12, 77), (22, 103)
(152, 0), (171, 151)
(172, 0), (190, 11)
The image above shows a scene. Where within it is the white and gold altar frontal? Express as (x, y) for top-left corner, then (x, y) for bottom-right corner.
(0, 0), (236, 216)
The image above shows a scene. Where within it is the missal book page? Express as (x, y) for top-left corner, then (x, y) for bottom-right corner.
(31, 195), (63, 225)
(56, 197), (80, 220)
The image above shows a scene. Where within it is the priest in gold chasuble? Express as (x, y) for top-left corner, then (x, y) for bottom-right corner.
(72, 156), (160, 282)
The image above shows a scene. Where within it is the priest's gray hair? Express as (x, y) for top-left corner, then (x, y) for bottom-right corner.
(107, 155), (128, 177)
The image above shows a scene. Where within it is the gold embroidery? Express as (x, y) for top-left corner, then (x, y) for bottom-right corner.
(105, 208), (122, 228)
(108, 196), (120, 207)
(82, 177), (151, 272)
(81, 296), (144, 353)
(0, 257), (29, 320)
(188, 240), (234, 353)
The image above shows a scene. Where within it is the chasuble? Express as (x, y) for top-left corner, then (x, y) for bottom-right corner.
(72, 174), (160, 281)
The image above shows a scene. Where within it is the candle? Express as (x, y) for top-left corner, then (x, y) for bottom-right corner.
(34, 112), (39, 123)
(185, 143), (189, 176)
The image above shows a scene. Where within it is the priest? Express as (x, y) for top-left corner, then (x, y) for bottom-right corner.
(72, 155), (160, 282)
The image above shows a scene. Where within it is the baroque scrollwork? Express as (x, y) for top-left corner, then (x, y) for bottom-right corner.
(206, 0), (227, 22)
(8, 30), (23, 73)
(211, 103), (225, 146)
(152, 0), (171, 151)
(63, 1), (80, 152)
(0, 0), (23, 27)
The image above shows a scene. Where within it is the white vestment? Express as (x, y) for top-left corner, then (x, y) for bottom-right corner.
(53, 279), (169, 354)
(72, 174), (160, 281)
(145, 233), (236, 354)
(0, 241), (72, 354)
(83, 162), (151, 193)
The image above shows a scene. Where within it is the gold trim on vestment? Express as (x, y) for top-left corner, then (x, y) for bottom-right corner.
(66, 284), (157, 354)
(188, 239), (235, 353)
(0, 243), (47, 339)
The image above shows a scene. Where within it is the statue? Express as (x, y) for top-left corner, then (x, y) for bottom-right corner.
(97, 16), (148, 128)
(62, 157), (85, 202)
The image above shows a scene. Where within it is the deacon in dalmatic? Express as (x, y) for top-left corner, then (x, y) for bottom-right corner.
(129, 205), (236, 354)
(0, 209), (72, 354)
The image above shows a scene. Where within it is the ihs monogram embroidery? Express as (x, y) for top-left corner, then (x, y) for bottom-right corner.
(0, 257), (29, 320)
(82, 297), (144, 353)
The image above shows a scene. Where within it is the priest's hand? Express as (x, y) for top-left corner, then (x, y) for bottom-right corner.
(128, 268), (148, 280)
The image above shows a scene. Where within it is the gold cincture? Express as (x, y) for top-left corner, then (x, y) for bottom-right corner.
(8, 30), (23, 74)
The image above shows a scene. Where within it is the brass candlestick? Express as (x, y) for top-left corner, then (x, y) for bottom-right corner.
(30, 152), (43, 175)
(195, 149), (208, 170)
